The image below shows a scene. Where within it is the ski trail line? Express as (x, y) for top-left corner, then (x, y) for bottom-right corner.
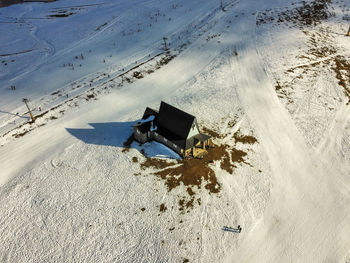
(224, 17), (350, 263)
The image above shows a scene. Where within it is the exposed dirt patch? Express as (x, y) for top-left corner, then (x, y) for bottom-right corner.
(133, 71), (143, 79)
(178, 196), (195, 211)
(230, 148), (249, 167)
(332, 56), (350, 103)
(141, 145), (222, 194)
(273, 32), (350, 106)
(257, 0), (333, 27)
(159, 203), (167, 212)
(85, 93), (96, 101)
(138, 127), (257, 212)
(13, 130), (29, 138)
(187, 187), (195, 196)
(132, 156), (138, 163)
(141, 157), (179, 170)
(261, 1), (350, 107)
(233, 130), (258, 144)
(201, 126), (222, 138)
(227, 120), (237, 128)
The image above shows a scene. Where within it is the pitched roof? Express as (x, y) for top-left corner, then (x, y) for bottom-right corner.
(156, 127), (187, 149)
(157, 101), (195, 140)
(134, 121), (151, 133)
(142, 107), (158, 120)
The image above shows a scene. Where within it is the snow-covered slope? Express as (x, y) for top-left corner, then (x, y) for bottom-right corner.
(1, 0), (350, 262)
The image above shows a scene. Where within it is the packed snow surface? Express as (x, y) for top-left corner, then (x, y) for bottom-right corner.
(1, 0), (350, 262)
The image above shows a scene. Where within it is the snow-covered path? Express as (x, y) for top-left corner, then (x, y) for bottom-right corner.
(0, 37), (219, 186)
(226, 15), (350, 263)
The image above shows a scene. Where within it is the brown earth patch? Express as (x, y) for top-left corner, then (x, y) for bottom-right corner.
(159, 203), (167, 212)
(231, 148), (249, 167)
(86, 93), (95, 100)
(133, 71), (143, 79)
(227, 120), (237, 128)
(13, 130), (29, 138)
(332, 56), (350, 104)
(187, 187), (195, 196)
(138, 127), (257, 212)
(132, 156), (138, 163)
(275, 39), (350, 106)
(201, 126), (222, 138)
(270, 8), (350, 107)
(257, 0), (333, 27)
(141, 143), (226, 194)
(233, 130), (258, 144)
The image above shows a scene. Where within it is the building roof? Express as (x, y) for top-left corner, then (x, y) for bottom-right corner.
(156, 127), (187, 149)
(142, 107), (158, 126)
(157, 101), (195, 140)
(135, 101), (211, 152)
(142, 107), (158, 119)
(134, 121), (151, 133)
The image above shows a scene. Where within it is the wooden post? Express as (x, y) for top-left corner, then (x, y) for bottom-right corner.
(22, 98), (35, 122)
(347, 26), (350, 36)
(163, 37), (168, 51)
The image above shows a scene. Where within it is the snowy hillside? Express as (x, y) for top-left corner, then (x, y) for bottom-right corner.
(1, 0), (350, 262)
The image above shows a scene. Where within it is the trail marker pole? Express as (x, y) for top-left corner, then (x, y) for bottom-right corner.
(347, 26), (350, 36)
(22, 98), (35, 122)
(163, 37), (168, 51)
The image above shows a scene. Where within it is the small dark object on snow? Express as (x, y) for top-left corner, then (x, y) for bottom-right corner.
(222, 225), (242, 233)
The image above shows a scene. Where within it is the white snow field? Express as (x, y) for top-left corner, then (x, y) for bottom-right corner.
(1, 0), (350, 262)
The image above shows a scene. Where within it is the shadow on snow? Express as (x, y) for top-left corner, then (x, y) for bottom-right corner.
(66, 121), (180, 159)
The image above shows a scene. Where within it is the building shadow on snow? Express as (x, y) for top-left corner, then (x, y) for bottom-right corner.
(66, 121), (136, 148)
(66, 121), (180, 159)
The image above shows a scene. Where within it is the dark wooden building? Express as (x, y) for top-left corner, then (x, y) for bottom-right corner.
(133, 101), (211, 158)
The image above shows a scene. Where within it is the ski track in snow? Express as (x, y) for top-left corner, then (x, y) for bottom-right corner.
(225, 12), (350, 263)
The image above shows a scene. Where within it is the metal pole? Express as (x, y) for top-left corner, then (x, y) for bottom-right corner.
(22, 98), (35, 122)
(163, 37), (168, 51)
